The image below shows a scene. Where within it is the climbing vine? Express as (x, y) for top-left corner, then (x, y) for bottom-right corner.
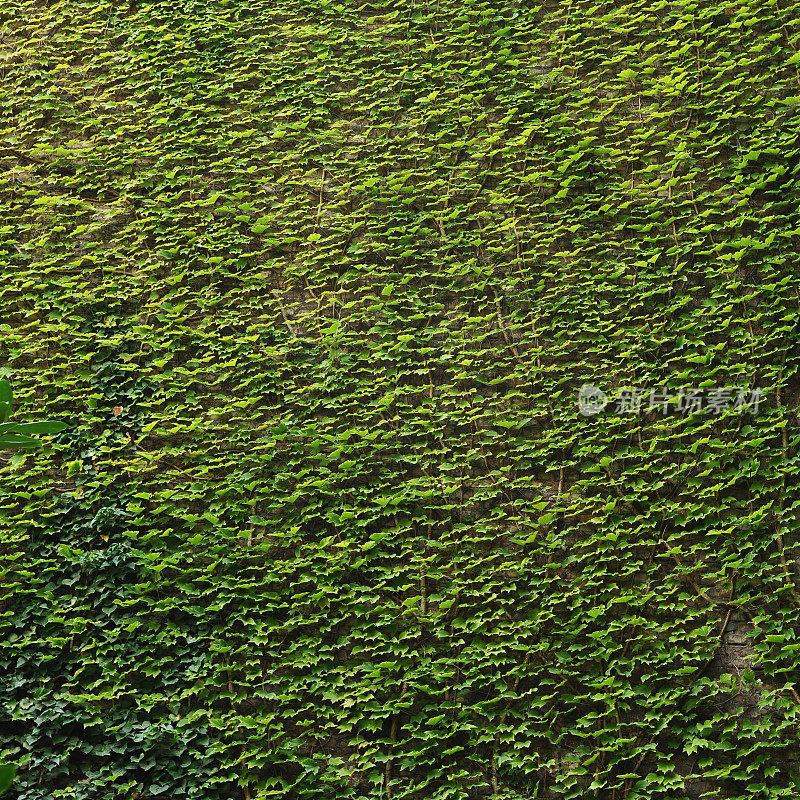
(2, 0), (800, 798)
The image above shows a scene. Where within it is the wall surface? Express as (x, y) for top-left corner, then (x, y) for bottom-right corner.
(2, 0), (800, 798)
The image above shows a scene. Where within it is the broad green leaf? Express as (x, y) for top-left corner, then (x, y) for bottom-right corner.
(0, 764), (14, 796)
(0, 380), (11, 424)
(0, 434), (43, 450)
(7, 421), (68, 435)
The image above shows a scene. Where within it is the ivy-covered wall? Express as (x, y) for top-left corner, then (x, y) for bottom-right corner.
(2, 0), (800, 798)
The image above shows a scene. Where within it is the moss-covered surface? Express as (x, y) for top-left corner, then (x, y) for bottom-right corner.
(2, 0), (800, 797)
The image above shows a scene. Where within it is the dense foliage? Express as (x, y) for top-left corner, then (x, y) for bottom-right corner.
(2, 0), (800, 798)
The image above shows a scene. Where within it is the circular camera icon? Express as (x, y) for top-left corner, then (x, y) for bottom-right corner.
(577, 384), (608, 417)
